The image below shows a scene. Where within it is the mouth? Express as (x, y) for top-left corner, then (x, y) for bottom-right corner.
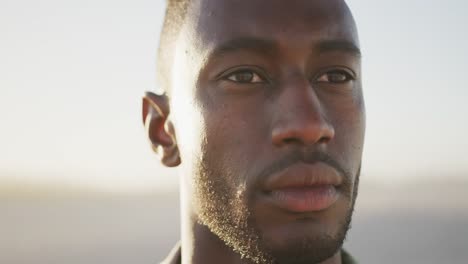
(266, 185), (339, 213)
(262, 162), (342, 213)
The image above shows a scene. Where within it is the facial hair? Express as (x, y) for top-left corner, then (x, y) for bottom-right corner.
(193, 150), (361, 264)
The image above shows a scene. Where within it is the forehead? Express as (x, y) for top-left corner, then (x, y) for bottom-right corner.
(185, 0), (358, 52)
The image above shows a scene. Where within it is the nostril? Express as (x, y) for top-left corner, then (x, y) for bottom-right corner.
(283, 138), (298, 145)
(317, 137), (330, 144)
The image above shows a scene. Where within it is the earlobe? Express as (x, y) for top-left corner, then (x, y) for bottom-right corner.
(142, 92), (181, 167)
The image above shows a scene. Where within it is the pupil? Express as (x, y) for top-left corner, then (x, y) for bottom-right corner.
(329, 73), (346, 82)
(236, 72), (253, 82)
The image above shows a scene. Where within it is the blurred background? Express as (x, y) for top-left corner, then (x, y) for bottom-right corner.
(1, 0), (467, 263)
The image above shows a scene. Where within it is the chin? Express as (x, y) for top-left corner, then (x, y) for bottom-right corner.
(255, 208), (352, 264)
(263, 230), (346, 264)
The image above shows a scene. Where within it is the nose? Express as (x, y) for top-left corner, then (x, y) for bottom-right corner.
(271, 78), (335, 147)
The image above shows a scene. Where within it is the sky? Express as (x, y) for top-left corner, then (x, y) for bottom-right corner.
(1, 0), (467, 192)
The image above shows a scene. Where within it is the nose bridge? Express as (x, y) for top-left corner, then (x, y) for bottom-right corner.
(271, 75), (335, 147)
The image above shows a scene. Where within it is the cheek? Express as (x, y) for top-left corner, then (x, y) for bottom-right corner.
(201, 98), (270, 182)
(171, 93), (207, 181)
(203, 110), (249, 173)
(329, 98), (365, 175)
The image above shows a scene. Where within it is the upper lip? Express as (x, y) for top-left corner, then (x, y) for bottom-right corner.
(263, 162), (343, 191)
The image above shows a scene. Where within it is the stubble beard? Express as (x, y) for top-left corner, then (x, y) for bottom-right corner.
(193, 155), (360, 264)
(194, 157), (269, 264)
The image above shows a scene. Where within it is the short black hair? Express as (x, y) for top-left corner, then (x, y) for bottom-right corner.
(157, 0), (190, 95)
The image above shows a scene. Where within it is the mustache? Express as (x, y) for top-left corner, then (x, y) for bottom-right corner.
(256, 150), (351, 185)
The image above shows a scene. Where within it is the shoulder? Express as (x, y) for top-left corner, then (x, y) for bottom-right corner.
(342, 249), (358, 264)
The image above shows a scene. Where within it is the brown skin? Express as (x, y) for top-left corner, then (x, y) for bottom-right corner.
(143, 0), (365, 263)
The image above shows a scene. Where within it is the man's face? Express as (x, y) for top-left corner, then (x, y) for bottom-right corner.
(170, 0), (365, 263)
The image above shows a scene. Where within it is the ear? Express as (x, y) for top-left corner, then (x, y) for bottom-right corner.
(142, 91), (181, 167)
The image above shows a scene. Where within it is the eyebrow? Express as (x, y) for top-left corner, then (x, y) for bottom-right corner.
(207, 37), (361, 60)
(208, 37), (277, 59)
(317, 40), (361, 57)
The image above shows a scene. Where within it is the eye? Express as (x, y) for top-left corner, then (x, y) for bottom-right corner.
(315, 69), (355, 84)
(225, 70), (265, 83)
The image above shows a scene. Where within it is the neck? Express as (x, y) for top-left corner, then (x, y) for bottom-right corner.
(180, 195), (342, 264)
(181, 220), (251, 264)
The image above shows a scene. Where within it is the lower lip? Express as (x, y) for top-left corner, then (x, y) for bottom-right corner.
(267, 185), (339, 213)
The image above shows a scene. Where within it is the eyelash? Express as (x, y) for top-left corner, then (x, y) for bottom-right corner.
(220, 67), (355, 85)
(220, 67), (268, 84)
(314, 69), (356, 84)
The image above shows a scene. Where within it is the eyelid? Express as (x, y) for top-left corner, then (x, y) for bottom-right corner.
(313, 66), (357, 83)
(216, 65), (270, 82)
